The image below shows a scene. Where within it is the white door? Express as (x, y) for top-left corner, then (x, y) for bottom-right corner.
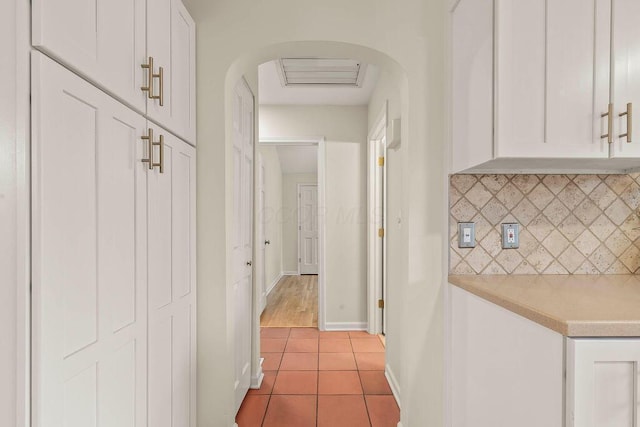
(32, 52), (148, 427)
(567, 338), (640, 427)
(298, 184), (318, 275)
(146, 123), (197, 427)
(232, 78), (254, 414)
(32, 0), (147, 112)
(495, 0), (610, 159)
(374, 143), (387, 334)
(610, 0), (640, 158)
(147, 0), (197, 144)
(257, 154), (267, 313)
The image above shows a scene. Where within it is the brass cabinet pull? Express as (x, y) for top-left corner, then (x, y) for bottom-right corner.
(141, 57), (155, 99)
(156, 67), (164, 107)
(141, 128), (154, 169)
(141, 129), (164, 172)
(601, 103), (613, 144)
(619, 103), (633, 143)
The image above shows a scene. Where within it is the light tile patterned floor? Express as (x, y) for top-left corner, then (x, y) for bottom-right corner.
(236, 327), (399, 427)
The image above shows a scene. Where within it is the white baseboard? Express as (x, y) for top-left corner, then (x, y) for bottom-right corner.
(385, 363), (401, 410)
(266, 273), (283, 296)
(281, 270), (298, 276)
(250, 365), (264, 389)
(324, 322), (368, 331)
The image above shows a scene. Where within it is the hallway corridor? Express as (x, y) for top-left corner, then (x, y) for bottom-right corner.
(236, 327), (399, 426)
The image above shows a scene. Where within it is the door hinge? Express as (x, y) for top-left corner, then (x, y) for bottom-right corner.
(378, 156), (385, 166)
(378, 228), (385, 238)
(378, 299), (385, 309)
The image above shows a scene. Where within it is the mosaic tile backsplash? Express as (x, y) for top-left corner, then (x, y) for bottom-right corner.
(450, 174), (640, 275)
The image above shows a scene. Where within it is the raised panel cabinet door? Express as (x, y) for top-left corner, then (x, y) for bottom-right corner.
(31, 52), (148, 427)
(450, 0), (493, 173)
(146, 124), (196, 427)
(610, 0), (640, 158)
(32, 0), (147, 112)
(495, 0), (611, 159)
(146, 0), (196, 144)
(567, 338), (640, 427)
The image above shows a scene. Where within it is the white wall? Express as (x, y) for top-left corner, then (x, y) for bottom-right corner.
(368, 69), (406, 398)
(182, 0), (447, 425)
(281, 173), (317, 273)
(257, 146), (284, 291)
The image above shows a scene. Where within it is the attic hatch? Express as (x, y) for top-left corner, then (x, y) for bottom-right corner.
(277, 58), (368, 87)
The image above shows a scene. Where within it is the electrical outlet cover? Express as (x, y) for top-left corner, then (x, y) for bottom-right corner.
(458, 222), (476, 248)
(501, 223), (519, 249)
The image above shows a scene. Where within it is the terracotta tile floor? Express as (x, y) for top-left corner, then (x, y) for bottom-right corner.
(237, 327), (400, 427)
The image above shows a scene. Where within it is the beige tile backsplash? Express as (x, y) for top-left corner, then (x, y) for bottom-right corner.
(450, 174), (640, 275)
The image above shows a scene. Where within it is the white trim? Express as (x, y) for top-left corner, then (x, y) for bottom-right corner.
(266, 273), (283, 296)
(367, 101), (387, 335)
(324, 322), (368, 331)
(250, 367), (264, 389)
(317, 139), (327, 331)
(16, 1), (31, 426)
(281, 270), (298, 276)
(259, 136), (324, 146)
(385, 363), (402, 409)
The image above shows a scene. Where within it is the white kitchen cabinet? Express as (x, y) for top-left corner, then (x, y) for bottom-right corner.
(451, 0), (640, 173)
(610, 0), (640, 158)
(146, 122), (197, 427)
(32, 0), (148, 112)
(147, 0), (197, 144)
(566, 338), (640, 427)
(495, 0), (610, 160)
(32, 51), (148, 427)
(451, 286), (564, 427)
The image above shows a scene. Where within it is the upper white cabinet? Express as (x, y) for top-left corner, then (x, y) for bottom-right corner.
(610, 0), (640, 158)
(32, 0), (197, 145)
(32, 0), (148, 112)
(451, 0), (640, 173)
(147, 0), (197, 144)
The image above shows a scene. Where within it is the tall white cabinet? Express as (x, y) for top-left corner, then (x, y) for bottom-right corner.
(32, 53), (149, 427)
(30, 0), (196, 425)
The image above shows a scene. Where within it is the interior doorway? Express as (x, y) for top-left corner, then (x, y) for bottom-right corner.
(298, 183), (319, 275)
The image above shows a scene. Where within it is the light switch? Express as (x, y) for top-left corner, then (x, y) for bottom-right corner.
(458, 222), (475, 248)
(501, 223), (519, 249)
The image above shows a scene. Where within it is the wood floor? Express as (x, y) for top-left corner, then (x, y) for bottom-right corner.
(260, 275), (318, 327)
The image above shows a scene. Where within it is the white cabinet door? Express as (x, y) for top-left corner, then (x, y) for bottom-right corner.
(495, 0), (611, 159)
(232, 79), (254, 415)
(32, 52), (148, 427)
(147, 0), (196, 144)
(146, 123), (197, 427)
(450, 0), (493, 173)
(32, 0), (147, 112)
(610, 0), (640, 158)
(567, 338), (640, 427)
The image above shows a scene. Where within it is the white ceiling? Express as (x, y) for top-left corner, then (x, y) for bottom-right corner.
(276, 146), (318, 174)
(258, 60), (379, 106)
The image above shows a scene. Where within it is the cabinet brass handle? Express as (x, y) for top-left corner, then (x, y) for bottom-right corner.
(619, 103), (633, 143)
(141, 129), (163, 172)
(141, 128), (154, 169)
(141, 57), (155, 99)
(601, 103), (613, 144)
(156, 67), (164, 107)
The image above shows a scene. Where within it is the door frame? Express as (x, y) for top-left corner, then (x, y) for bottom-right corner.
(296, 183), (319, 275)
(256, 136), (327, 330)
(367, 102), (387, 335)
